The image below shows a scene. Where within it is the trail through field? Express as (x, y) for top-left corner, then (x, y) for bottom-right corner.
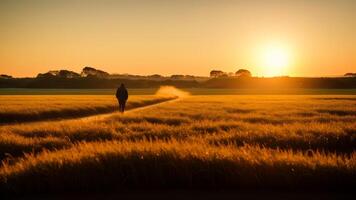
(54, 85), (188, 122)
(0, 97), (180, 127)
(0, 86), (190, 125)
(81, 97), (181, 122)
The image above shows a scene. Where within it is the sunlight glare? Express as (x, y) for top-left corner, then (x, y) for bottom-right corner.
(260, 44), (290, 77)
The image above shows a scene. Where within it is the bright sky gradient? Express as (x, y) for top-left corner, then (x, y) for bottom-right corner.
(0, 0), (355, 77)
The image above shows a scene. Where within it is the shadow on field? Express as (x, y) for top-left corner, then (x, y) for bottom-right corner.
(312, 97), (356, 101)
(316, 109), (356, 116)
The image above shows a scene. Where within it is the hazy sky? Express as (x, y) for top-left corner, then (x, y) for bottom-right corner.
(0, 0), (355, 77)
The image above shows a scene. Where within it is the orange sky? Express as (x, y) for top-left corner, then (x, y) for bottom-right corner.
(0, 0), (355, 77)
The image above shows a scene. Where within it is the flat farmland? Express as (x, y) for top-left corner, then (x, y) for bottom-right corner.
(0, 94), (355, 194)
(0, 95), (175, 123)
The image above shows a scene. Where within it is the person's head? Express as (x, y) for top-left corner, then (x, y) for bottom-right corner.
(120, 83), (125, 88)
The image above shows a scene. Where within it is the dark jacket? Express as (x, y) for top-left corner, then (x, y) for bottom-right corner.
(116, 86), (128, 101)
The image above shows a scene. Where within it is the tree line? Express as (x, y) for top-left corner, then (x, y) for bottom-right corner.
(210, 69), (252, 78)
(0, 67), (355, 89)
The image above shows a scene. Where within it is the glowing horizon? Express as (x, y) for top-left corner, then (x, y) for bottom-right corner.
(0, 0), (355, 77)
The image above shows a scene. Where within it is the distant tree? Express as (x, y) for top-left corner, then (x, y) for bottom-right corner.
(210, 70), (225, 77)
(344, 73), (356, 77)
(37, 70), (80, 79)
(37, 71), (58, 78)
(81, 66), (109, 78)
(58, 70), (80, 78)
(48, 70), (60, 76)
(0, 74), (13, 79)
(235, 69), (252, 77)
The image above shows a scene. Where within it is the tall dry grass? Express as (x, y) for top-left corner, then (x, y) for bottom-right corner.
(0, 140), (354, 193)
(0, 95), (355, 193)
(0, 95), (174, 123)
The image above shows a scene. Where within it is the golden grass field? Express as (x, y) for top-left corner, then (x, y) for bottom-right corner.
(0, 95), (174, 123)
(0, 93), (355, 194)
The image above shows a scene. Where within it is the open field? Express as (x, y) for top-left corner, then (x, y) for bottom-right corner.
(0, 94), (355, 194)
(0, 95), (175, 123)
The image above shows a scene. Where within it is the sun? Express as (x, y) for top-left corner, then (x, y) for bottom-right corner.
(260, 44), (290, 77)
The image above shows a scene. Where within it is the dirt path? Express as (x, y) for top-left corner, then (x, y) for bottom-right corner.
(1, 98), (180, 127)
(80, 97), (181, 122)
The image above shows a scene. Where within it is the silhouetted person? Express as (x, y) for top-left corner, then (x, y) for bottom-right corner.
(116, 83), (128, 113)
